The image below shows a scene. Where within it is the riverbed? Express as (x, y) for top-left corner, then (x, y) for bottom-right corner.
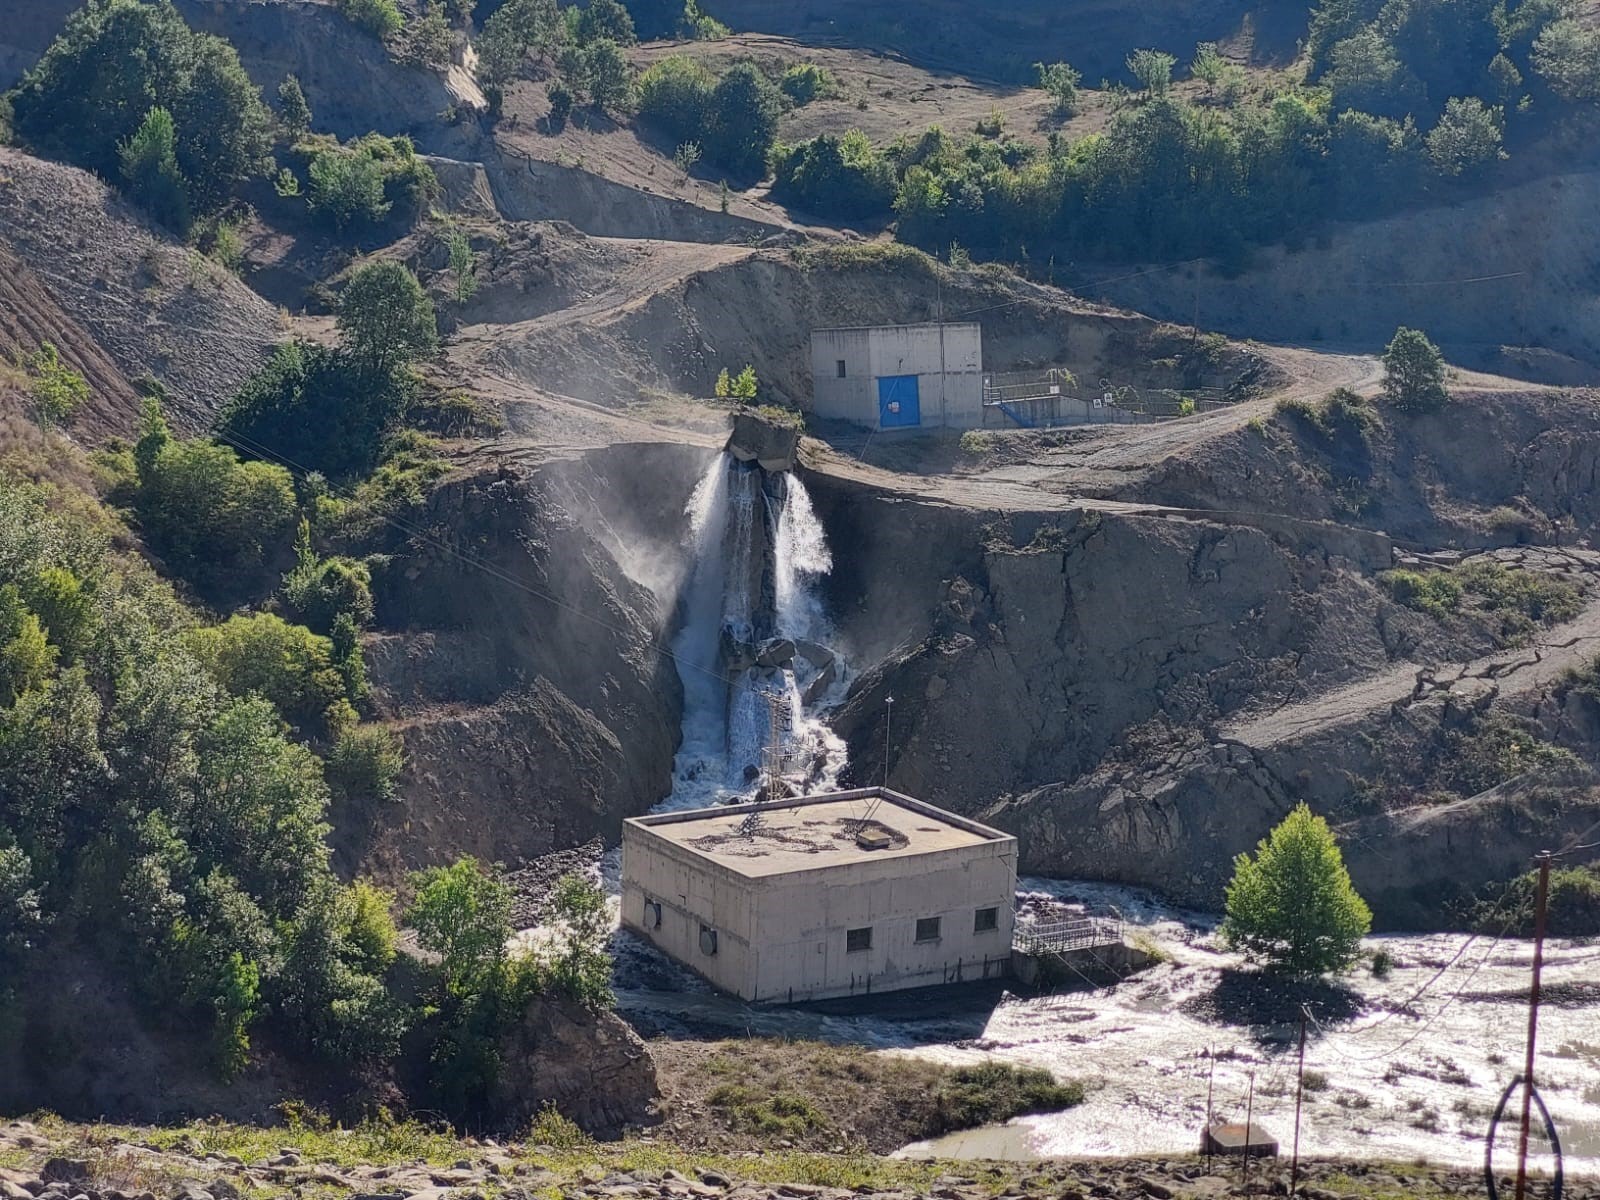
(610, 878), (1600, 1176)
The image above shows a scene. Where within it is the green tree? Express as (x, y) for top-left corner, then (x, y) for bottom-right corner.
(544, 873), (613, 1006)
(730, 364), (758, 401)
(636, 54), (715, 141)
(477, 0), (563, 89)
(0, 844), (43, 976)
(448, 229), (479, 303)
(1324, 28), (1415, 116)
(25, 567), (94, 662)
(338, 261), (439, 379)
(1381, 326), (1449, 412)
(1220, 802), (1372, 976)
(583, 38), (635, 111)
(326, 724), (404, 802)
(1189, 42), (1225, 98)
(400, 10), (454, 69)
(277, 75), (312, 138)
(10, 0), (272, 218)
(706, 62), (782, 179)
(308, 150), (391, 231)
(0, 586), (56, 707)
(23, 343), (90, 429)
(1425, 96), (1503, 177)
(118, 107), (191, 232)
(337, 0), (404, 38)
(1127, 48), (1176, 96)
(576, 0), (636, 46)
(404, 857), (513, 993)
(622, 0), (687, 39)
(1532, 18), (1600, 100)
(1035, 61), (1082, 115)
(189, 613), (356, 737)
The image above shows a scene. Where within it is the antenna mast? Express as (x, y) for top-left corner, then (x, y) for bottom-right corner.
(759, 690), (793, 805)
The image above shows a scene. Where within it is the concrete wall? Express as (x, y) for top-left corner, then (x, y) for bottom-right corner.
(748, 841), (1016, 1003)
(810, 324), (984, 430)
(620, 826), (759, 998)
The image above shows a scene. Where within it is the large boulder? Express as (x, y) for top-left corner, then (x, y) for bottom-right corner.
(726, 412), (800, 472)
(492, 998), (658, 1137)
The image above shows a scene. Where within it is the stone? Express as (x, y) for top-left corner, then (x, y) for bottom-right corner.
(696, 1174), (729, 1190)
(40, 1164), (88, 1186)
(726, 413), (800, 473)
(0, 1185), (30, 1200)
(1137, 1179), (1175, 1200)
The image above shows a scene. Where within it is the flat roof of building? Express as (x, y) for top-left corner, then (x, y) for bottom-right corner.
(624, 788), (1012, 879)
(812, 320), (982, 335)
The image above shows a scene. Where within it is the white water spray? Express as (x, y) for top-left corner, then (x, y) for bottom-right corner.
(661, 452), (848, 811)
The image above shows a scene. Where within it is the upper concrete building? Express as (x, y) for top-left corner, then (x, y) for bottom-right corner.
(620, 788), (1017, 1004)
(809, 323), (984, 431)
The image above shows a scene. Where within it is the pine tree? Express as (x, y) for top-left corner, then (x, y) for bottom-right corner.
(119, 106), (191, 232)
(1381, 326), (1449, 412)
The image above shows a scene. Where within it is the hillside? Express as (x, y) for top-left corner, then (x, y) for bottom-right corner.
(0, 0), (1596, 1178)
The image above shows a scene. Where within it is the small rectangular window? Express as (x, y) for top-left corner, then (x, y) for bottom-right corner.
(915, 916), (942, 942)
(846, 926), (872, 953)
(974, 907), (999, 933)
(836, 359), (848, 378)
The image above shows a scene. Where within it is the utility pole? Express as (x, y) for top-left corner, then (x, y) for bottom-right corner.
(883, 695), (894, 787)
(1242, 1070), (1256, 1193)
(937, 277), (948, 429)
(1514, 851), (1554, 1200)
(1291, 1006), (1308, 1197)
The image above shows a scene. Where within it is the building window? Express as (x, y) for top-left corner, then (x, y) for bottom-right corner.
(915, 916), (942, 943)
(974, 907), (999, 933)
(846, 926), (872, 953)
(836, 359), (847, 378)
(699, 925), (718, 956)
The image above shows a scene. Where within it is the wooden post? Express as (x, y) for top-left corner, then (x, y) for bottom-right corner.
(1514, 852), (1553, 1200)
(1291, 1007), (1308, 1197)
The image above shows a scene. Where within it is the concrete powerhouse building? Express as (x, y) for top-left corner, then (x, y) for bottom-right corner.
(810, 322), (984, 431)
(620, 789), (1017, 1003)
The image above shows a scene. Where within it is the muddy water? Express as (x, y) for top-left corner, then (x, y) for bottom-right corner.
(615, 878), (1600, 1175)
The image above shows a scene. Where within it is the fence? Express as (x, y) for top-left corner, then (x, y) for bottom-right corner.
(1013, 913), (1126, 955)
(982, 370), (1233, 429)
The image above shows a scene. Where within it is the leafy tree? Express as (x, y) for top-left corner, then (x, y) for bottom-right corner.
(548, 81), (575, 126)
(0, 586), (55, 707)
(277, 76), (312, 139)
(636, 54), (716, 142)
(132, 402), (297, 599)
(338, 261), (439, 379)
(621, 0), (687, 39)
(0, 843), (43, 976)
(1487, 52), (1523, 104)
(1324, 28), (1416, 116)
(780, 63), (837, 106)
(10, 0), (273, 218)
(1532, 18), (1600, 100)
(189, 614), (357, 738)
(405, 858), (513, 994)
(544, 873), (613, 1006)
(1189, 43), (1225, 98)
(705, 62), (782, 179)
(1036, 61), (1082, 115)
(477, 0), (564, 89)
(1381, 326), (1449, 412)
(224, 340), (409, 480)
(1127, 49), (1176, 96)
(1220, 802), (1372, 977)
(576, 0), (637, 46)
(329, 611), (369, 705)
(25, 567), (94, 662)
(119, 107), (191, 232)
(337, 0), (404, 38)
(309, 150), (391, 231)
(1425, 96), (1503, 177)
(22, 343), (90, 429)
(400, 10), (455, 70)
(771, 129), (896, 219)
(582, 38), (635, 111)
(448, 229), (479, 303)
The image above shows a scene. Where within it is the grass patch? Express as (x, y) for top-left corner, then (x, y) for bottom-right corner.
(1275, 387), (1381, 443)
(1474, 863), (1600, 937)
(707, 1085), (825, 1136)
(1381, 557), (1583, 642)
(959, 430), (996, 456)
(929, 1062), (1083, 1132)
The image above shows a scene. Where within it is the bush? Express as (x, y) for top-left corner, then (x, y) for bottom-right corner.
(337, 0), (404, 38)
(1379, 568), (1462, 618)
(398, 10), (454, 69)
(547, 82), (575, 127)
(222, 340), (410, 481)
(11, 0), (272, 219)
(283, 521), (376, 632)
(404, 858), (513, 994)
(132, 401), (297, 600)
(705, 62), (782, 179)
(959, 430), (995, 456)
(1036, 61), (1081, 115)
(931, 1062), (1084, 1132)
(770, 130), (897, 220)
(1381, 326), (1448, 412)
(636, 55), (716, 143)
(1220, 802), (1372, 976)
(326, 725), (405, 802)
(780, 63), (838, 106)
(22, 343), (89, 430)
(188, 612), (357, 737)
(1478, 864), (1600, 937)
(303, 134), (437, 236)
(1426, 96), (1504, 177)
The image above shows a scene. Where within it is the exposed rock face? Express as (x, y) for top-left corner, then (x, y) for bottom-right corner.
(492, 998), (659, 1137)
(726, 412), (800, 472)
(353, 455), (694, 878)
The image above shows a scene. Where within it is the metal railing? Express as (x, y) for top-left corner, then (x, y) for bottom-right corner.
(1013, 914), (1125, 955)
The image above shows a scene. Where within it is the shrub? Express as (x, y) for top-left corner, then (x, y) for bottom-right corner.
(1127, 48), (1176, 96)
(304, 134), (437, 236)
(1220, 802), (1372, 976)
(11, 0), (273, 218)
(637, 55), (716, 144)
(337, 0), (404, 38)
(931, 1062), (1084, 1132)
(326, 725), (405, 802)
(1381, 326), (1448, 412)
(770, 129), (896, 220)
(277, 76), (312, 138)
(189, 612), (357, 737)
(1370, 946), (1393, 978)
(543, 873), (613, 1007)
(399, 10), (454, 70)
(780, 63), (838, 106)
(959, 430), (995, 456)
(282, 521), (376, 632)
(222, 340), (411, 480)
(22, 343), (89, 430)
(1426, 96), (1504, 177)
(1478, 864), (1600, 937)
(1380, 568), (1462, 618)
(705, 62), (782, 179)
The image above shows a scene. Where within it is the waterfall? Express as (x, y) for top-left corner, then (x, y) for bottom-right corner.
(662, 452), (848, 811)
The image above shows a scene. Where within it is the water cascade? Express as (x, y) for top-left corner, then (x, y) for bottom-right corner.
(665, 450), (847, 810)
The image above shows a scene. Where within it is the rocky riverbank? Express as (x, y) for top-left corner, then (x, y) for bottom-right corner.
(0, 1118), (1589, 1200)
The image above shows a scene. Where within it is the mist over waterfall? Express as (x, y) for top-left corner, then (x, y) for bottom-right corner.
(663, 452), (848, 811)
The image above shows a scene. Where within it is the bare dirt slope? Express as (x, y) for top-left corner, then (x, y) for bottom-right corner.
(0, 148), (280, 434)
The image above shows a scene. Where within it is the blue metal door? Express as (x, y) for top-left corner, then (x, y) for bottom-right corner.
(877, 375), (921, 428)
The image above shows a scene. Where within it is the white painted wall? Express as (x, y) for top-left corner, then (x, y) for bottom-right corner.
(809, 324), (985, 430)
(621, 806), (1017, 1004)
